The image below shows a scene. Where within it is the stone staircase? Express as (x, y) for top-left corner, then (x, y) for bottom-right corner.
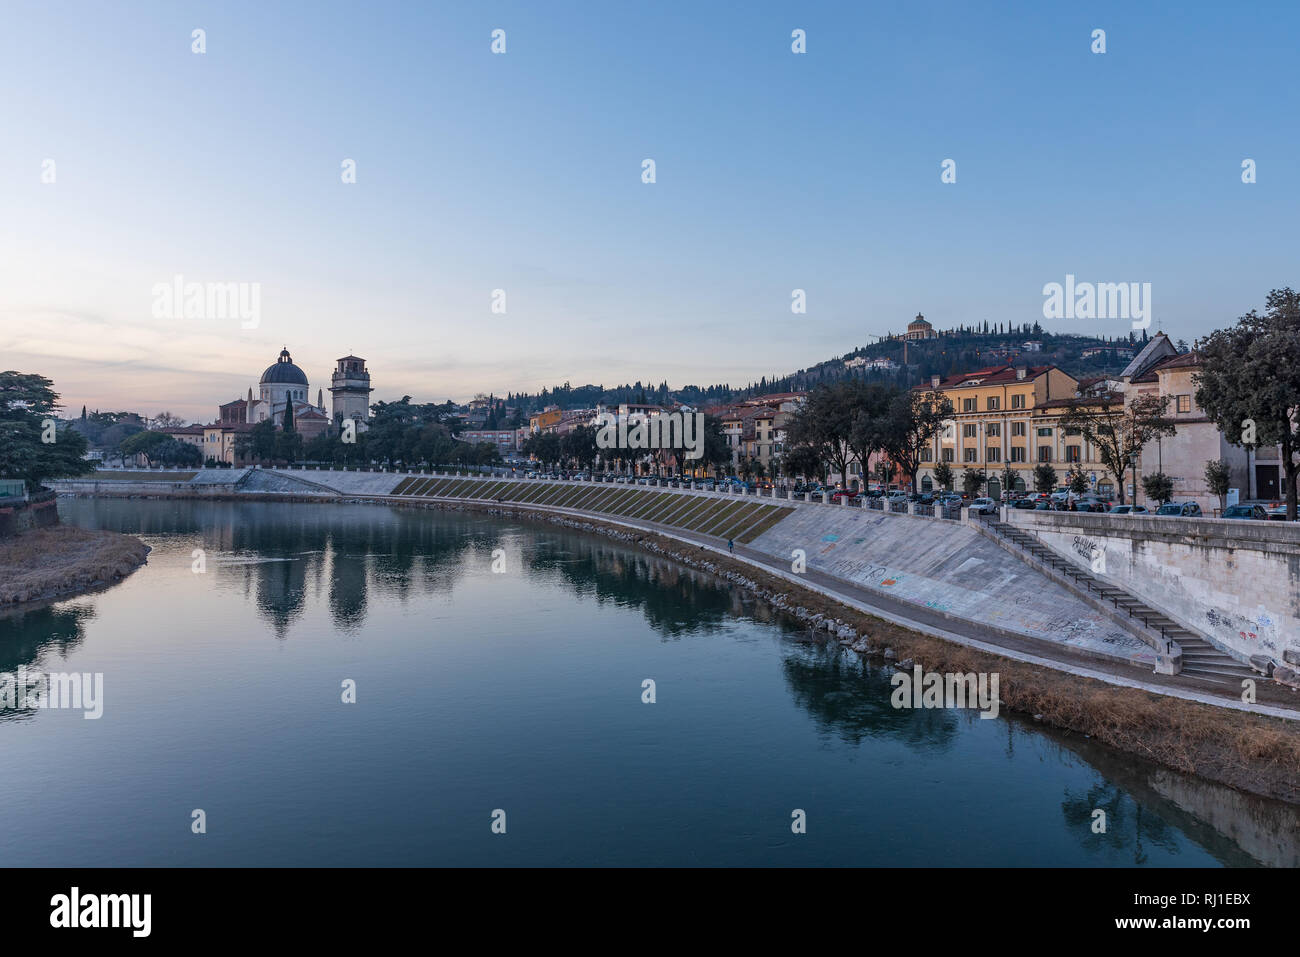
(984, 519), (1254, 687)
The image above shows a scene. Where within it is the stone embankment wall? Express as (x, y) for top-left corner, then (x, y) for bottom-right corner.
(1007, 510), (1300, 665)
(0, 490), (59, 539)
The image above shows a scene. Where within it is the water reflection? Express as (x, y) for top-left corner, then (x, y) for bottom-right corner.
(0, 603), (95, 722)
(29, 496), (1300, 866)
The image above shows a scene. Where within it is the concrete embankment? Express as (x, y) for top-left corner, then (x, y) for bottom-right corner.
(49, 467), (1300, 802)
(50, 468), (1295, 705)
(1006, 509), (1300, 667)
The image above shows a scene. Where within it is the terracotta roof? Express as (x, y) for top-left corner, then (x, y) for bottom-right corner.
(1037, 393), (1121, 409)
(917, 364), (1055, 390)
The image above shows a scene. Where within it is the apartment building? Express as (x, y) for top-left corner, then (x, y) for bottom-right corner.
(914, 364), (1111, 497)
(1120, 334), (1251, 510)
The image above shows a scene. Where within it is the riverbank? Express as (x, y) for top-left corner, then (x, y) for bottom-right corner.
(0, 525), (150, 606)
(433, 497), (1300, 805)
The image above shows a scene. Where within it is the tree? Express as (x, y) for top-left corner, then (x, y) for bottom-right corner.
(235, 420), (279, 464)
(873, 459), (892, 488)
(1204, 459), (1232, 513)
(119, 430), (172, 467)
(932, 460), (954, 492)
(1142, 471), (1174, 506)
(153, 411), (187, 429)
(0, 371), (94, 490)
(698, 415), (731, 477)
(1033, 463), (1058, 494)
(1059, 393), (1175, 504)
(845, 382), (893, 486)
(786, 383), (856, 487)
(1066, 465), (1089, 495)
(1196, 288), (1300, 520)
(881, 389), (952, 492)
(782, 444), (824, 484)
(961, 468), (987, 497)
(999, 464), (1017, 498)
(562, 425), (599, 472)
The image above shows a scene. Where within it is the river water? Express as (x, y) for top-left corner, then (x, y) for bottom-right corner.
(0, 498), (1295, 866)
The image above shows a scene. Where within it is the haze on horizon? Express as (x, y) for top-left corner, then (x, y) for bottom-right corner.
(1, 0), (1296, 423)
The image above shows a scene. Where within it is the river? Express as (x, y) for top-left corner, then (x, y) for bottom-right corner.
(0, 498), (1295, 866)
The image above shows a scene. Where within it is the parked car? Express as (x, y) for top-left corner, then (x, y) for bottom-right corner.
(885, 490), (908, 501)
(1010, 497), (1037, 509)
(1108, 504), (1149, 514)
(1073, 496), (1111, 513)
(969, 497), (998, 515)
(1222, 503), (1268, 520)
(830, 488), (858, 503)
(1156, 501), (1202, 517)
(1033, 500), (1054, 511)
(1264, 501), (1292, 520)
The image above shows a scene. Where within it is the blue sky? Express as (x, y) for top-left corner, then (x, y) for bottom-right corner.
(1, 0), (1296, 420)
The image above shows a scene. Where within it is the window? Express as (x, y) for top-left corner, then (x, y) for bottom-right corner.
(1012, 422), (1026, 437)
(1065, 446), (1081, 463)
(920, 448), (933, 462)
(962, 398), (976, 412)
(1010, 446), (1026, 463)
(1065, 427), (1081, 436)
(1011, 394), (1026, 409)
(1038, 446), (1052, 462)
(1177, 394), (1191, 413)
(987, 447), (1001, 462)
(942, 448), (954, 462)
(986, 423), (1001, 437)
(964, 448), (978, 463)
(987, 397), (1000, 411)
(963, 424), (977, 438)
(1036, 427), (1053, 437)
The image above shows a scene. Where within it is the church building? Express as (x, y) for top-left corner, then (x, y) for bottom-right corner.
(202, 347), (369, 464)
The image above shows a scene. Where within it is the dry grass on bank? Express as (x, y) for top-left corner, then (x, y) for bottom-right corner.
(0, 525), (149, 605)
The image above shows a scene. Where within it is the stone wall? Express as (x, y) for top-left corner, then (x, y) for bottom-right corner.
(0, 491), (60, 539)
(1006, 510), (1300, 664)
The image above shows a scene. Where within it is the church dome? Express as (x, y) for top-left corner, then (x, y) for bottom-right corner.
(260, 348), (309, 386)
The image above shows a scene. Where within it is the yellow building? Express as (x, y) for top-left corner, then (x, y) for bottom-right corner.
(916, 364), (1113, 497)
(528, 407), (563, 433)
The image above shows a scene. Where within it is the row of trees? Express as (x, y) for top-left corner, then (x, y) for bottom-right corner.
(232, 397), (504, 468)
(782, 381), (951, 490)
(519, 417), (732, 475)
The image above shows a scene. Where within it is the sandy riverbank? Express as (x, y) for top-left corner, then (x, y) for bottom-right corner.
(0, 525), (149, 606)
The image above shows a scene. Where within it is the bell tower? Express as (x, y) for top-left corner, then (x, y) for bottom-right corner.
(329, 355), (373, 429)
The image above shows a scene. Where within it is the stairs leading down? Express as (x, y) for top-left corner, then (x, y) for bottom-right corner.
(986, 519), (1254, 687)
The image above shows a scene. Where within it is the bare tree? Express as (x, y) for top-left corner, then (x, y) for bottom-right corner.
(1060, 393), (1175, 504)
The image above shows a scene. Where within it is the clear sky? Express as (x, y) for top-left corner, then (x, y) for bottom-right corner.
(2, 0), (1297, 422)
